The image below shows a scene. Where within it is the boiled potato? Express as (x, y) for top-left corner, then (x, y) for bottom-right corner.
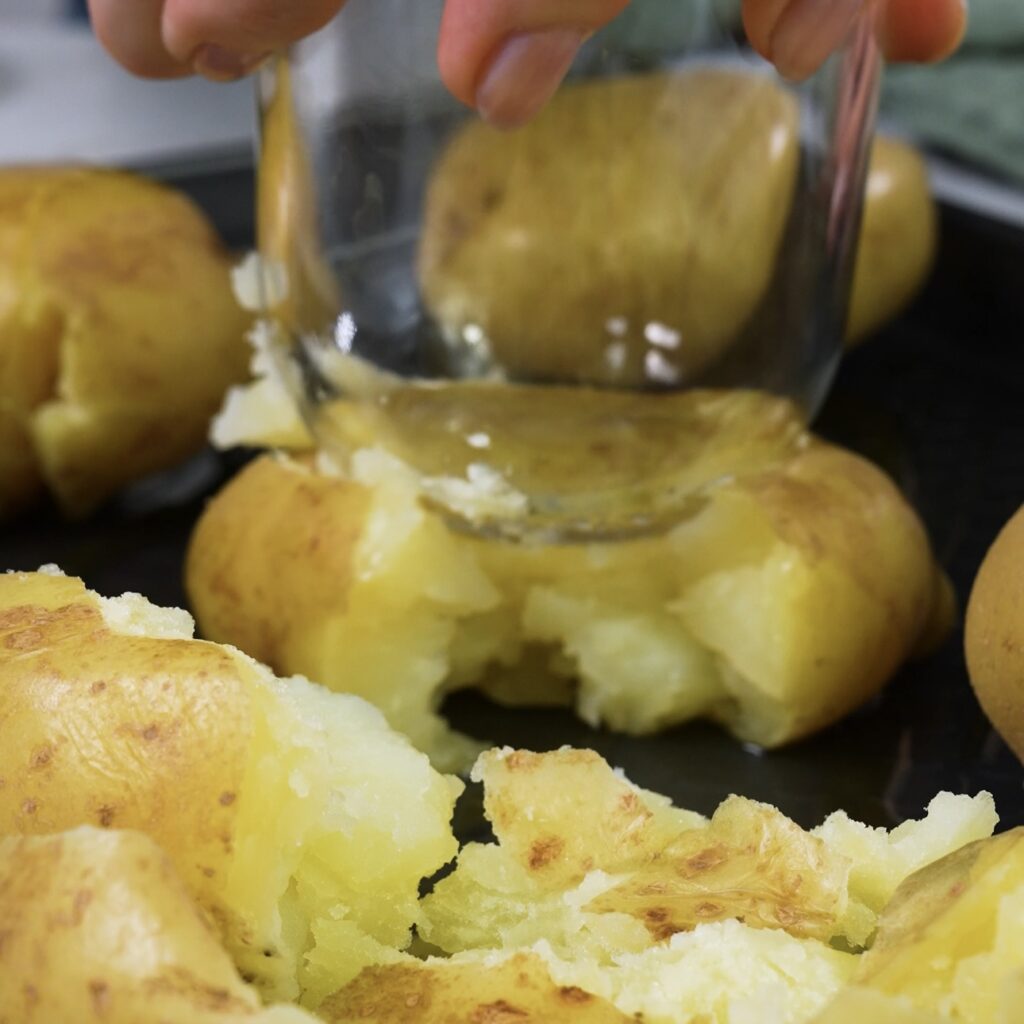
(0, 569), (461, 1008)
(187, 420), (951, 768)
(853, 828), (1024, 1022)
(419, 748), (995, 961)
(847, 138), (937, 343)
(965, 504), (1024, 763)
(319, 952), (633, 1023)
(417, 71), (934, 387)
(0, 167), (250, 519)
(0, 827), (317, 1024)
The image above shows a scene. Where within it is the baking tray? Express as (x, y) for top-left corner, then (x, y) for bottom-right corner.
(3, 166), (1022, 836)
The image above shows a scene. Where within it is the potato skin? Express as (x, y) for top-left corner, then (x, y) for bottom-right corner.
(0, 571), (251, 904)
(320, 953), (632, 1024)
(965, 504), (1024, 762)
(0, 167), (250, 518)
(0, 828), (258, 1024)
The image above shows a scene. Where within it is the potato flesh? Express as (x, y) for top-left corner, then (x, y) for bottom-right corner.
(0, 570), (460, 1008)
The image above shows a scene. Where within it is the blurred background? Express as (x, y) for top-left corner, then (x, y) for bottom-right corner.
(0, 0), (253, 174)
(1, 0), (1022, 226)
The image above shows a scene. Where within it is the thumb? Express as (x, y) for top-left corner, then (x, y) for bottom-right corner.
(438, 0), (630, 128)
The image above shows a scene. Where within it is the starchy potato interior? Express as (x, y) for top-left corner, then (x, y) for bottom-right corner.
(0, 569), (460, 1007)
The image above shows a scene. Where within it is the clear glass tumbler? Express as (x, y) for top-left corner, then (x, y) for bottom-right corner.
(256, 0), (882, 540)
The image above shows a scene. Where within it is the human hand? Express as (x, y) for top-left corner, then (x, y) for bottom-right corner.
(88, 0), (966, 127)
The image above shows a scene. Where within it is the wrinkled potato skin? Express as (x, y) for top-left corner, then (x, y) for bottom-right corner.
(183, 454), (370, 675)
(0, 571), (251, 907)
(320, 953), (632, 1024)
(965, 505), (1024, 763)
(0, 167), (249, 518)
(0, 828), (258, 1024)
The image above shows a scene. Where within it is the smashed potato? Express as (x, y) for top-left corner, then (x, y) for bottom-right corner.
(0, 167), (249, 519)
(419, 749), (996, 961)
(0, 569), (460, 1008)
(0, 828), (318, 1024)
(187, 429), (951, 769)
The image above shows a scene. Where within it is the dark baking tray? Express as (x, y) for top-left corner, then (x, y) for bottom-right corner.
(3, 166), (1022, 834)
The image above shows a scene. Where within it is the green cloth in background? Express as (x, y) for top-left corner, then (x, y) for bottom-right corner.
(882, 58), (1024, 186)
(880, 0), (1024, 187)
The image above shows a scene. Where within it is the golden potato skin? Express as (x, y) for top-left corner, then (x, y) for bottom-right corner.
(847, 138), (937, 344)
(0, 571), (251, 905)
(0, 167), (250, 518)
(418, 71), (934, 386)
(0, 828), (321, 1024)
(419, 68), (799, 387)
(183, 453), (370, 676)
(320, 953), (632, 1024)
(965, 504), (1024, 762)
(0, 828), (257, 1024)
(0, 570), (462, 1006)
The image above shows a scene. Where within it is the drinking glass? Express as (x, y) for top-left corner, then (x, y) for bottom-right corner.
(255, 0), (882, 540)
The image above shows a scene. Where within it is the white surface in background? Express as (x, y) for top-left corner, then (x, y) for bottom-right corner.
(0, 21), (255, 169)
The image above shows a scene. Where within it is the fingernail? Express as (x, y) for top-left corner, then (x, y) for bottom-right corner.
(476, 29), (584, 129)
(194, 44), (269, 82)
(769, 0), (864, 80)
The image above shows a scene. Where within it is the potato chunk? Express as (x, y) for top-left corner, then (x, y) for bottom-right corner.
(0, 569), (460, 1008)
(0, 827), (318, 1024)
(0, 168), (250, 518)
(419, 749), (995, 961)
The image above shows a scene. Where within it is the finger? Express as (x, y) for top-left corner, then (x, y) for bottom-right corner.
(437, 0), (630, 128)
(160, 0), (343, 79)
(87, 0), (190, 79)
(882, 0), (966, 63)
(744, 0), (966, 80)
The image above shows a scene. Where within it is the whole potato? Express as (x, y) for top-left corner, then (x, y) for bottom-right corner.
(0, 167), (250, 519)
(0, 569), (460, 1008)
(965, 504), (1024, 762)
(0, 827), (318, 1024)
(418, 70), (936, 387)
(846, 138), (937, 343)
(419, 68), (799, 387)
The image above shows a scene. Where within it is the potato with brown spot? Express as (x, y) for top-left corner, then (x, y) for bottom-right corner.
(0, 569), (461, 1008)
(0, 167), (251, 519)
(319, 953), (632, 1024)
(0, 827), (318, 1024)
